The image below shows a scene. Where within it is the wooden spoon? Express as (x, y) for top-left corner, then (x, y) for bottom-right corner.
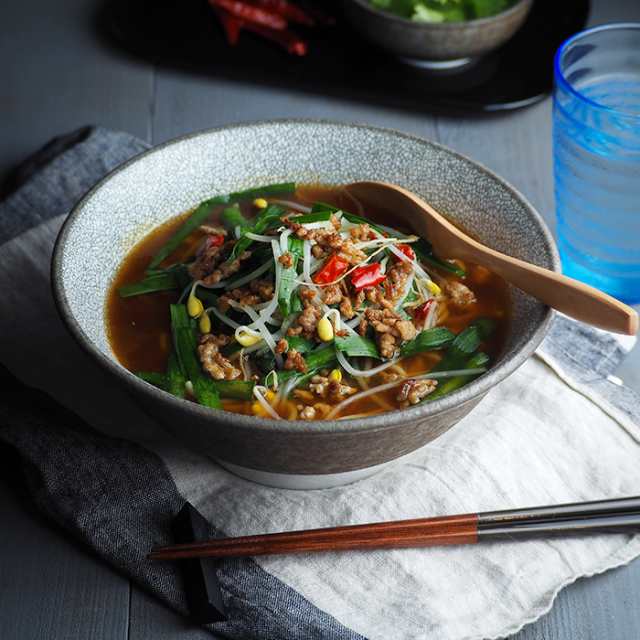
(346, 181), (638, 336)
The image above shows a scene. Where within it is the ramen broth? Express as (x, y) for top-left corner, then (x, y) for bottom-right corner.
(106, 185), (510, 419)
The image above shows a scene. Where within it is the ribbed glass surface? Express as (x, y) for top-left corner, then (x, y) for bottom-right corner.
(553, 24), (640, 303)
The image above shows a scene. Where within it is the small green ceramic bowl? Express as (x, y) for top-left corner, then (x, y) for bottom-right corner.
(52, 120), (557, 489)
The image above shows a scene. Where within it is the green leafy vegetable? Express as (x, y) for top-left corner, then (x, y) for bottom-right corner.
(214, 380), (255, 400)
(278, 237), (304, 316)
(425, 352), (490, 401)
(276, 345), (337, 386)
(166, 351), (187, 398)
(148, 183), (295, 270)
(292, 211), (334, 224)
(291, 291), (303, 313)
(254, 335), (317, 375)
(335, 334), (380, 359)
(432, 318), (494, 372)
(135, 371), (168, 390)
(170, 304), (221, 409)
(287, 336), (315, 354)
(220, 204), (250, 234)
(118, 264), (190, 298)
(369, 0), (514, 22)
(229, 204), (285, 262)
(412, 239), (466, 277)
(400, 327), (455, 357)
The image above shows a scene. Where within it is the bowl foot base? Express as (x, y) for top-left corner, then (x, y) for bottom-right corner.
(216, 445), (430, 490)
(398, 56), (476, 71)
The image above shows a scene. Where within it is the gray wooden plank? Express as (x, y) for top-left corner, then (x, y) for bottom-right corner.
(0, 0), (153, 181)
(151, 72), (439, 145)
(0, 478), (129, 640)
(513, 558), (640, 640)
(129, 588), (218, 640)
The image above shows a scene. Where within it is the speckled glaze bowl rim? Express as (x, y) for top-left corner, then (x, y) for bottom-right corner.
(344, 0), (532, 29)
(52, 119), (558, 436)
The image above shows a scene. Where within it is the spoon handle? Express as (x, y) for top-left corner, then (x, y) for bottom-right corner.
(465, 244), (638, 335)
(345, 181), (637, 335)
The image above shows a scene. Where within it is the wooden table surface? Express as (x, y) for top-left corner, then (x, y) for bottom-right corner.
(1, 1), (639, 638)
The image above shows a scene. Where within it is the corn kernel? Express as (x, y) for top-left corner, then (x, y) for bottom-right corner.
(187, 294), (204, 318)
(252, 401), (267, 416)
(199, 312), (211, 334)
(426, 280), (441, 296)
(236, 329), (262, 347)
(328, 369), (342, 383)
(317, 317), (334, 342)
(253, 198), (268, 209)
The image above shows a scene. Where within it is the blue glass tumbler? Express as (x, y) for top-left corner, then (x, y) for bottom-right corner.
(553, 24), (640, 303)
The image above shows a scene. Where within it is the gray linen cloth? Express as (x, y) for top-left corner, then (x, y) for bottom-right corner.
(1, 127), (639, 640)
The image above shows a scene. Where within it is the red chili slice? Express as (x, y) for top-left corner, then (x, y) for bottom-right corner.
(206, 234), (226, 248)
(394, 244), (415, 261)
(313, 253), (349, 284)
(351, 263), (386, 292)
(412, 299), (434, 322)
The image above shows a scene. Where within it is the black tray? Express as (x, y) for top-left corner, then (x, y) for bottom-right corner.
(103, 0), (590, 113)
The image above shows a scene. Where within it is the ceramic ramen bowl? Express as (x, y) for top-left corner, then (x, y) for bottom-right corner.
(52, 120), (558, 489)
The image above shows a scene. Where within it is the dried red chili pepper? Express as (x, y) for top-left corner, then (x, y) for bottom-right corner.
(313, 253), (349, 284)
(394, 244), (415, 261)
(242, 21), (308, 55)
(209, 0), (287, 30)
(351, 263), (386, 292)
(248, 0), (314, 25)
(213, 7), (243, 45)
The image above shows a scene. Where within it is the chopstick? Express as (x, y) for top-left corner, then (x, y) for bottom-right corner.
(148, 496), (640, 561)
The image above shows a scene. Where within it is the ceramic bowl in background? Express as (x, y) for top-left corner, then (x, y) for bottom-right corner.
(52, 120), (557, 489)
(341, 0), (534, 67)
